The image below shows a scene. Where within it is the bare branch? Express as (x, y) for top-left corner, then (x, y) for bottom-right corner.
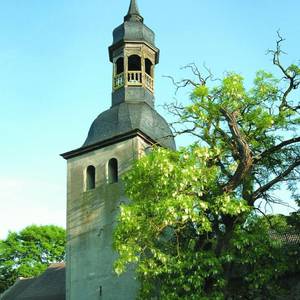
(171, 126), (203, 139)
(268, 31), (300, 111)
(202, 63), (219, 83)
(181, 63), (204, 83)
(181, 63), (214, 85)
(254, 207), (273, 227)
(252, 158), (300, 201)
(163, 63), (216, 95)
(255, 136), (300, 162)
(163, 75), (198, 94)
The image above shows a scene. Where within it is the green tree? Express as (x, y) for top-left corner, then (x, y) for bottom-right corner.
(287, 199), (300, 230)
(114, 36), (300, 299)
(0, 225), (65, 294)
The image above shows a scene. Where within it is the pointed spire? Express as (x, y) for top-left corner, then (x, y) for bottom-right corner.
(124, 0), (144, 23)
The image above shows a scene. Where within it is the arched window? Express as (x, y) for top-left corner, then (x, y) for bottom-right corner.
(86, 165), (96, 190)
(108, 158), (118, 184)
(145, 58), (153, 77)
(128, 55), (141, 71)
(116, 57), (124, 75)
(128, 55), (142, 84)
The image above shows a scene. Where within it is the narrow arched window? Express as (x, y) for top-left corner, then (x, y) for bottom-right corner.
(128, 55), (141, 71)
(86, 165), (96, 190)
(108, 158), (118, 184)
(145, 58), (153, 76)
(116, 57), (124, 75)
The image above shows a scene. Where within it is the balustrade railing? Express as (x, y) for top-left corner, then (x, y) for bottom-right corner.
(145, 73), (154, 92)
(127, 71), (142, 85)
(113, 71), (154, 93)
(113, 73), (125, 90)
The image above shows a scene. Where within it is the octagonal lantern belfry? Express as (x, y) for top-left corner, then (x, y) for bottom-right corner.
(109, 0), (159, 108)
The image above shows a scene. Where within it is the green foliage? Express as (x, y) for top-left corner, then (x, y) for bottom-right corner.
(0, 225), (65, 294)
(114, 147), (248, 299)
(115, 149), (299, 299)
(114, 41), (300, 299)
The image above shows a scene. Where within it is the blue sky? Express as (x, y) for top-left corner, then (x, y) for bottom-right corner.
(0, 0), (299, 239)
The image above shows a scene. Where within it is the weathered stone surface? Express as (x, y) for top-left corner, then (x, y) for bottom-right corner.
(66, 137), (147, 300)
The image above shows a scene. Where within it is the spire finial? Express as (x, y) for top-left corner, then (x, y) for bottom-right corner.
(124, 0), (144, 23)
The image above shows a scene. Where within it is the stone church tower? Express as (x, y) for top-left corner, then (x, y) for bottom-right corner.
(61, 1), (175, 299)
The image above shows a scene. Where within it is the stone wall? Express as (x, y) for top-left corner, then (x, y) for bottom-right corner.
(66, 137), (148, 300)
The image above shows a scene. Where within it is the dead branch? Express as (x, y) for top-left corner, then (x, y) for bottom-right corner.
(268, 31), (300, 111)
(163, 75), (198, 94)
(181, 63), (213, 85)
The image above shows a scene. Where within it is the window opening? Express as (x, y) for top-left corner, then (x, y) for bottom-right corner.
(108, 159), (118, 184)
(116, 57), (124, 75)
(86, 165), (96, 190)
(128, 55), (141, 71)
(145, 58), (153, 76)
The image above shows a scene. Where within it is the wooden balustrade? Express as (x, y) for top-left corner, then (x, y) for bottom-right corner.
(113, 71), (154, 93)
(127, 71), (142, 85)
(113, 73), (125, 90)
(145, 73), (154, 92)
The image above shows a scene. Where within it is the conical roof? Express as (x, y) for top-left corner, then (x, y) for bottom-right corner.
(124, 0), (144, 22)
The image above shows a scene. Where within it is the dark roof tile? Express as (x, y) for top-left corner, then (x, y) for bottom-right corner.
(270, 230), (300, 245)
(83, 102), (176, 150)
(1, 263), (65, 300)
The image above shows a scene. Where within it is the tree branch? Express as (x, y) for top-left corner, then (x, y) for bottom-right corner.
(163, 75), (198, 94)
(268, 31), (300, 111)
(255, 136), (300, 162)
(252, 158), (300, 201)
(181, 63), (214, 85)
(220, 109), (253, 193)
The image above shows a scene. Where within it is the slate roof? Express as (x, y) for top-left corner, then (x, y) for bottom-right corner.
(83, 102), (176, 150)
(0, 263), (65, 300)
(269, 230), (300, 245)
(0, 278), (36, 300)
(109, 0), (158, 63)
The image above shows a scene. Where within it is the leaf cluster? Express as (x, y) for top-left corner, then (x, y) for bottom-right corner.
(0, 225), (66, 294)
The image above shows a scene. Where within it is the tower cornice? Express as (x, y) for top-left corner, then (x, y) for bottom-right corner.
(61, 129), (158, 159)
(108, 40), (159, 64)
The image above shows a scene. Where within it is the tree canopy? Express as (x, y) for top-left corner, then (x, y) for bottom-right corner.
(114, 36), (300, 299)
(0, 225), (65, 294)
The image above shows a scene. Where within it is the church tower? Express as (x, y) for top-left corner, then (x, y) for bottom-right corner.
(61, 1), (175, 299)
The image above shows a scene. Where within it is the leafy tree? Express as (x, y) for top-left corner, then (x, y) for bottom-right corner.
(0, 225), (65, 294)
(286, 199), (300, 230)
(114, 35), (300, 299)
